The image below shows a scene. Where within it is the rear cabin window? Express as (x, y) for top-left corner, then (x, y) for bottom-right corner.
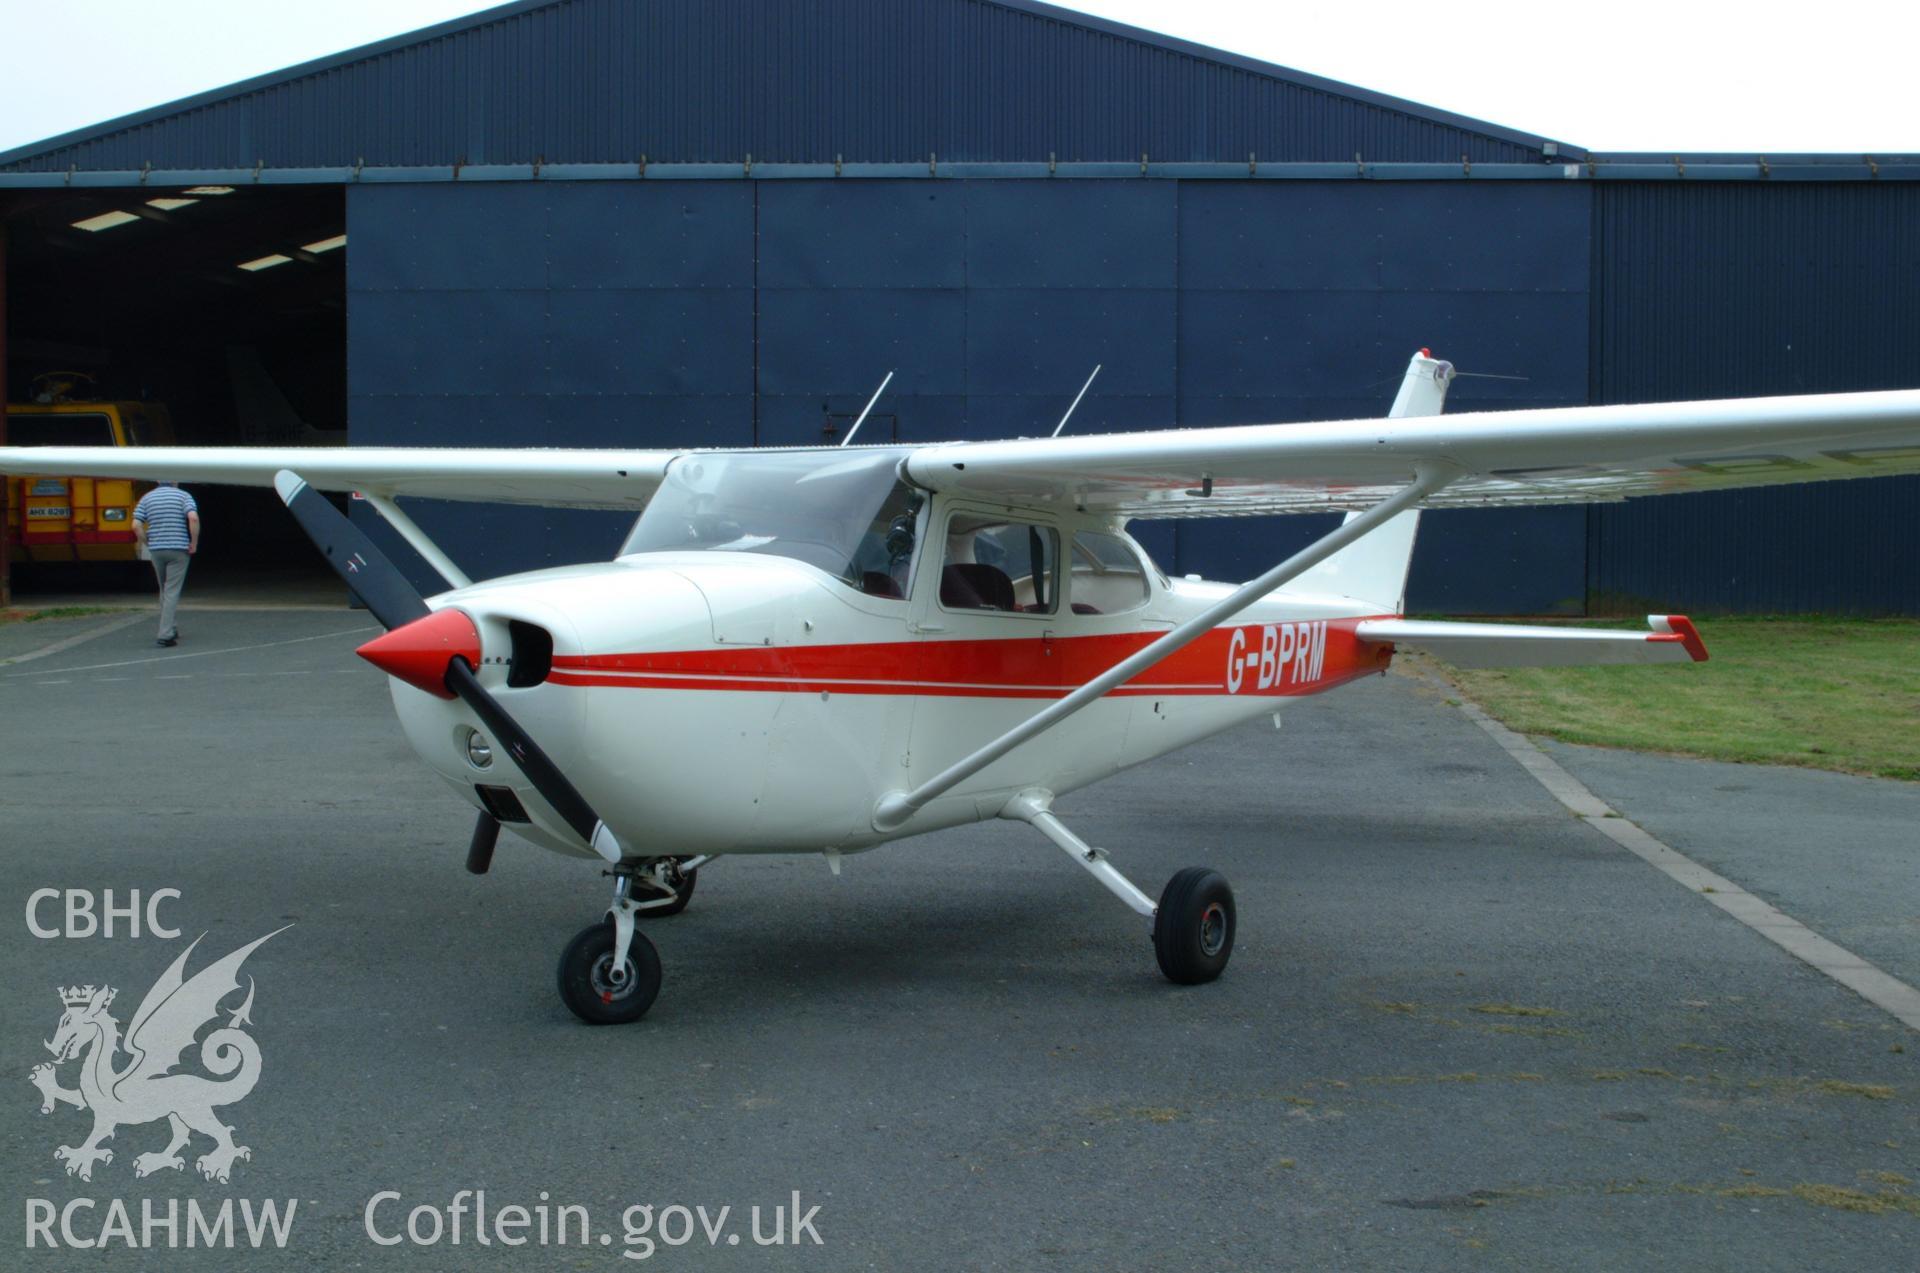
(1068, 531), (1151, 615)
(940, 514), (1059, 614)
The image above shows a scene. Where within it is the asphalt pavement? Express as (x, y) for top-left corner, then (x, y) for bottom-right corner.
(1, 609), (1914, 1270)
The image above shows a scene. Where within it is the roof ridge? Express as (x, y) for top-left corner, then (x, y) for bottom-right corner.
(0, 0), (1579, 171)
(973, 0), (1573, 154)
(0, 0), (570, 169)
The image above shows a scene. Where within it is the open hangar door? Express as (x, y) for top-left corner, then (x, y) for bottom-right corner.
(2, 183), (345, 599)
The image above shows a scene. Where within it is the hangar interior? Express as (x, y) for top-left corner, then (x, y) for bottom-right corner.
(3, 184), (345, 572)
(2, 0), (1915, 613)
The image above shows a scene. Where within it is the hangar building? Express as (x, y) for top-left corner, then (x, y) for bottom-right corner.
(2, 0), (1915, 613)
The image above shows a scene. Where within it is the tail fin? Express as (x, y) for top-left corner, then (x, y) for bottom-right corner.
(1285, 349), (1453, 613)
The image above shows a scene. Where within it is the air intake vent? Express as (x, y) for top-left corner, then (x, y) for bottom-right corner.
(506, 621), (554, 688)
(475, 784), (530, 823)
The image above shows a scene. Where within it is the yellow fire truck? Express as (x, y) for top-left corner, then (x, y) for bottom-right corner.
(5, 377), (175, 565)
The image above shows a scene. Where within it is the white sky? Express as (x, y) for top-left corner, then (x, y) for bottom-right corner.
(2, 0), (1916, 157)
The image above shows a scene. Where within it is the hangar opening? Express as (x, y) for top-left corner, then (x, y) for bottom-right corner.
(2, 183), (345, 597)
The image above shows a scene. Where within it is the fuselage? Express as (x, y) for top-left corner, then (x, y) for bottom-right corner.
(384, 502), (1392, 861)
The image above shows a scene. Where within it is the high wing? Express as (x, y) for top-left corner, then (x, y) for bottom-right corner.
(4, 388), (1919, 516)
(0, 446), (677, 509)
(904, 390), (1920, 517)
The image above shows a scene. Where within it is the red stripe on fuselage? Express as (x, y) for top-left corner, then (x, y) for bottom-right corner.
(545, 618), (1391, 699)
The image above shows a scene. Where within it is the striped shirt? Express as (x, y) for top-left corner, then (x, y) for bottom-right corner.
(134, 486), (198, 552)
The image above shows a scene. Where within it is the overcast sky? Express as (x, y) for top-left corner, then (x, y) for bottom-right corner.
(3, 0), (1915, 157)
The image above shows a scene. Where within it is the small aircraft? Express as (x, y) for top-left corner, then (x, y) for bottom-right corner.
(6, 350), (1919, 1023)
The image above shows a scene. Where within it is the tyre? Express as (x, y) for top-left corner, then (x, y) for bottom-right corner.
(556, 919), (662, 1024)
(641, 860), (697, 917)
(1152, 867), (1235, 985)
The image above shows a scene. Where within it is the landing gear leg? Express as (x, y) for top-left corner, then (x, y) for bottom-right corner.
(1001, 789), (1234, 985)
(556, 864), (675, 1025)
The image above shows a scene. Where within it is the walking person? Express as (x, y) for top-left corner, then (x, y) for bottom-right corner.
(133, 481), (199, 647)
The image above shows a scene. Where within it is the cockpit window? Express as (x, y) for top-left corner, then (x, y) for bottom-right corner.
(618, 448), (922, 598)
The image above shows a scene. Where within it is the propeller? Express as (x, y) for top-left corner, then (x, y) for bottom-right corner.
(273, 471), (622, 863)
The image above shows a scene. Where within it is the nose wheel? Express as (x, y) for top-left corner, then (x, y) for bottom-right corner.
(555, 856), (712, 1024)
(557, 919), (662, 1024)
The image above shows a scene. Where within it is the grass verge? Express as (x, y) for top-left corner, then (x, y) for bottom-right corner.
(1431, 616), (1920, 781)
(0, 605), (123, 626)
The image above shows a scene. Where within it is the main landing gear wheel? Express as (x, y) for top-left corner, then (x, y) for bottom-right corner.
(640, 859), (698, 917)
(1153, 867), (1235, 985)
(557, 919), (662, 1024)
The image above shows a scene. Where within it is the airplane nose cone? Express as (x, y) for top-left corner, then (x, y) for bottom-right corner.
(356, 608), (482, 700)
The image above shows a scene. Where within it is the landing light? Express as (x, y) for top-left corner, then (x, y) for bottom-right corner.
(465, 730), (494, 770)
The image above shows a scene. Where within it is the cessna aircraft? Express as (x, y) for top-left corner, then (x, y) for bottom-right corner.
(5, 350), (1918, 1023)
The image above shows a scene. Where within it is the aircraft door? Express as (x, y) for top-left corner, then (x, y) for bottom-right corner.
(905, 505), (1129, 811)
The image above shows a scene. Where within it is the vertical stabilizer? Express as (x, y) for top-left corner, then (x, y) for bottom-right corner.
(1285, 350), (1453, 613)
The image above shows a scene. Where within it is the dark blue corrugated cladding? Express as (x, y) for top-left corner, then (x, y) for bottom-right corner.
(1, 0), (1548, 172)
(341, 175), (1595, 601)
(1589, 182), (1920, 615)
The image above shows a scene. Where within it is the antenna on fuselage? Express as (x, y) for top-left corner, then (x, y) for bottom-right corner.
(1050, 364), (1101, 437)
(839, 371), (895, 447)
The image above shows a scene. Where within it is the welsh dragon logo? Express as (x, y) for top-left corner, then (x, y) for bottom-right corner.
(28, 928), (287, 1184)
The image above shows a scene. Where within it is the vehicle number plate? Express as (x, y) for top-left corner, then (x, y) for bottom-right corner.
(27, 506), (70, 519)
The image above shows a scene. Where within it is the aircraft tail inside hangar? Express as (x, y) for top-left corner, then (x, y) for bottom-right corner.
(2, 0), (1915, 613)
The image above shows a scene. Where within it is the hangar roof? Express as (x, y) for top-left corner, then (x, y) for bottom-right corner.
(0, 0), (1575, 173)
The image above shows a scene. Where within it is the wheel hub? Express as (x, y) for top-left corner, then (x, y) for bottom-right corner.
(590, 952), (638, 1001)
(1198, 901), (1227, 957)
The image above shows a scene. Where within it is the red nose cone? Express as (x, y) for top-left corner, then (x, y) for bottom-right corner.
(356, 608), (481, 700)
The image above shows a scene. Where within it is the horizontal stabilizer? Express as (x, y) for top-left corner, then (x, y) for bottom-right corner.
(1356, 615), (1707, 668)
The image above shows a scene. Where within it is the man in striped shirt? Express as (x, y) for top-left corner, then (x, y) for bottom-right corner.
(133, 481), (200, 647)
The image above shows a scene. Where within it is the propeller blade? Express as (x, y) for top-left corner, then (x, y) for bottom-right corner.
(274, 469), (622, 862)
(444, 657), (607, 849)
(273, 470), (429, 630)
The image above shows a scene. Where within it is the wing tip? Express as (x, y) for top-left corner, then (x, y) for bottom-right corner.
(1648, 614), (1709, 662)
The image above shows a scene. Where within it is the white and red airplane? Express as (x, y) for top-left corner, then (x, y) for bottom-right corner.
(6, 350), (1918, 1023)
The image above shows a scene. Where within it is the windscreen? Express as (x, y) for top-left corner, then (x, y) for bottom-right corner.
(8, 413), (116, 447)
(619, 448), (922, 590)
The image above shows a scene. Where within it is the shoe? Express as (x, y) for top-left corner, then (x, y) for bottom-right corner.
(157, 636), (178, 648)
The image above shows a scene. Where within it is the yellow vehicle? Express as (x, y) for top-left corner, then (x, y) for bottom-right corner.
(5, 378), (175, 566)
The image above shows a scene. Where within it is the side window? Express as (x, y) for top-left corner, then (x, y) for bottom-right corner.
(939, 514), (1059, 614)
(1068, 531), (1151, 615)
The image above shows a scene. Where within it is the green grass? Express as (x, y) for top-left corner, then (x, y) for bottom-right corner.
(1435, 617), (1920, 781)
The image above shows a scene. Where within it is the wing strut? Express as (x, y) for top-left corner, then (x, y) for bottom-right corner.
(361, 491), (472, 589)
(870, 461), (1460, 831)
